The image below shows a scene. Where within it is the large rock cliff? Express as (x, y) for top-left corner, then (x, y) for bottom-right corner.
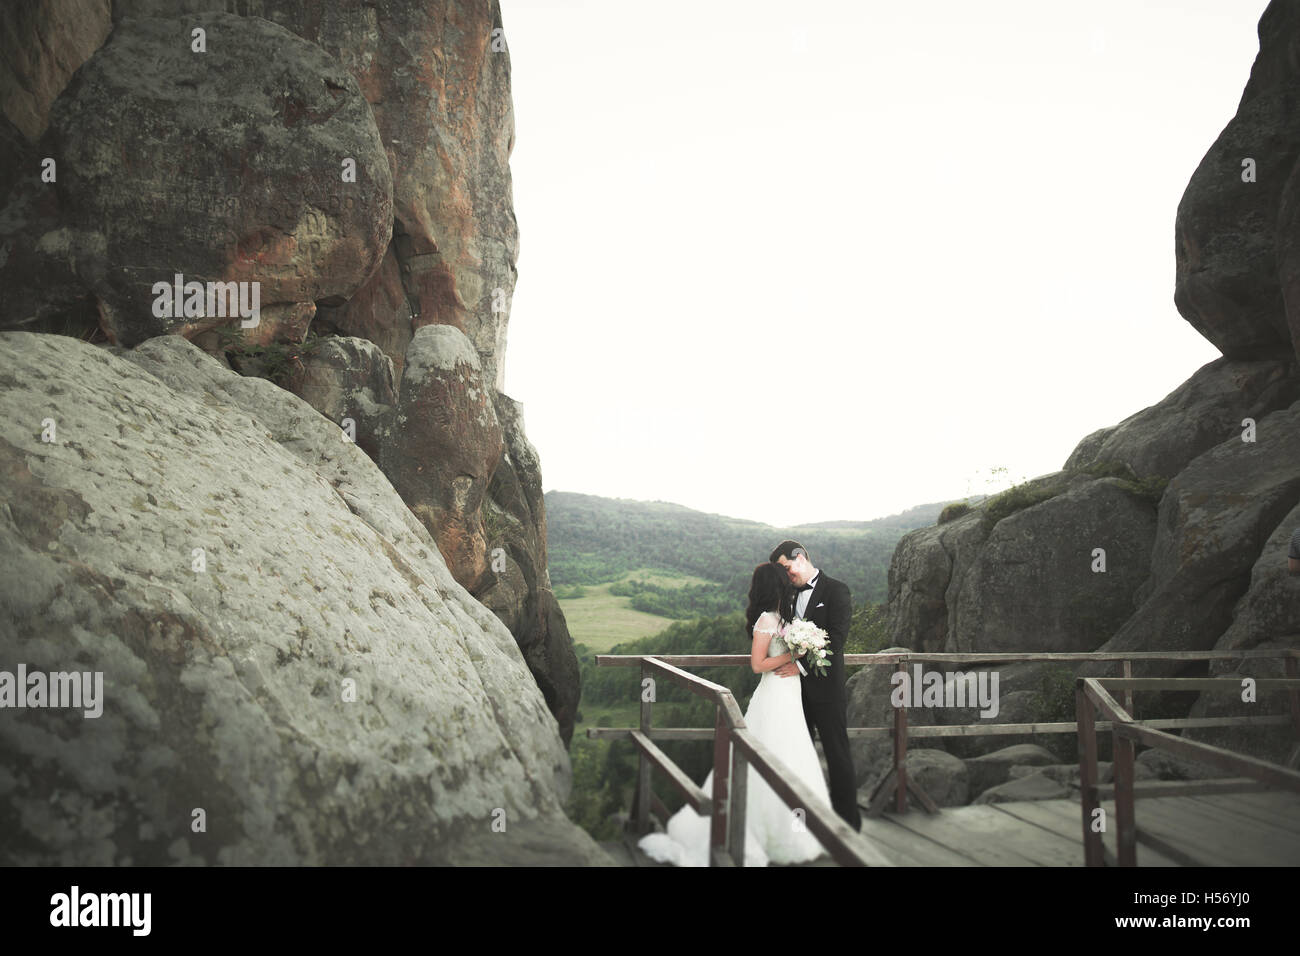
(0, 332), (604, 864)
(874, 0), (1300, 775)
(0, 1), (587, 862)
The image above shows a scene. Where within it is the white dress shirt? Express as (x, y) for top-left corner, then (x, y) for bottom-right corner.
(795, 572), (819, 619)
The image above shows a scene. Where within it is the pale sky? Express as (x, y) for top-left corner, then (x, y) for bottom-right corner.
(500, 0), (1262, 527)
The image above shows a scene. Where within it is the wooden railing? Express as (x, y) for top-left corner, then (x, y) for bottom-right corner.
(617, 656), (886, 866)
(591, 645), (1300, 866)
(1076, 646), (1300, 866)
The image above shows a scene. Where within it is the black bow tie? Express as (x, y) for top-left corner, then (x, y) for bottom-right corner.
(796, 582), (814, 592)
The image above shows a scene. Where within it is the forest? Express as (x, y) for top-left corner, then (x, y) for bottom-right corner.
(545, 491), (953, 604)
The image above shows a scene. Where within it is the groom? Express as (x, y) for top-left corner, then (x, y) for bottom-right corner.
(770, 540), (862, 831)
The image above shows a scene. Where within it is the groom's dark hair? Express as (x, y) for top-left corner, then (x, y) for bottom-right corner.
(770, 540), (809, 563)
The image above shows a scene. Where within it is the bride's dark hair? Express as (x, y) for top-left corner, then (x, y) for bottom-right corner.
(744, 561), (794, 641)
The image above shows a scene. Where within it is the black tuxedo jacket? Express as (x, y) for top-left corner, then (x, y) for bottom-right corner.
(786, 571), (851, 703)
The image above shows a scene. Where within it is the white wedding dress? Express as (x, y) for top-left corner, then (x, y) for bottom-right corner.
(637, 611), (833, 866)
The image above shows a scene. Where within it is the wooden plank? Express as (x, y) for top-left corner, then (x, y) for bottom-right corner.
(1077, 685), (1104, 867)
(1101, 677), (1300, 692)
(650, 792), (670, 826)
(1164, 792), (1300, 840)
(1088, 799), (1221, 866)
(589, 728), (715, 740)
(857, 816), (983, 867)
(908, 774), (941, 815)
(1096, 777), (1270, 800)
(898, 717), (1290, 737)
(1228, 788), (1300, 812)
(1217, 790), (1300, 834)
(895, 662), (908, 814)
(627, 782), (642, 837)
(1156, 802), (1295, 865)
(1286, 656), (1300, 741)
(1132, 826), (1209, 867)
(1084, 678), (1133, 724)
(586, 715), (1292, 741)
(596, 649), (1299, 666)
(1122, 724), (1300, 792)
(985, 801), (1089, 866)
(1092, 798), (1234, 866)
(628, 730), (710, 814)
(1055, 799), (1188, 867)
(988, 799), (1182, 867)
(955, 803), (1093, 866)
(1156, 796), (1300, 863)
(710, 712), (731, 864)
(1186, 792), (1300, 834)
(636, 662), (651, 834)
(640, 655), (732, 698)
(884, 804), (1056, 867)
(864, 768), (894, 818)
(1122, 659), (1135, 719)
(728, 747), (749, 865)
(1118, 797), (1286, 866)
(990, 798), (1080, 835)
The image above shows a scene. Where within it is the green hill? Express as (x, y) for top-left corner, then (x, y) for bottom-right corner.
(544, 491), (961, 604)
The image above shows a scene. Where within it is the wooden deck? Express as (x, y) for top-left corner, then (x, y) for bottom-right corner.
(601, 789), (1300, 866)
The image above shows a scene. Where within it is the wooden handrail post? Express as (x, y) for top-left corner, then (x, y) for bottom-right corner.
(1122, 659), (1134, 719)
(635, 659), (652, 835)
(1076, 681), (1104, 866)
(894, 660), (909, 813)
(1285, 656), (1300, 745)
(728, 741), (749, 866)
(710, 708), (731, 866)
(1113, 725), (1137, 866)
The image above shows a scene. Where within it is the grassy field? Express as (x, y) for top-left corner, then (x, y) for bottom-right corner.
(557, 568), (713, 653)
(562, 570), (759, 837)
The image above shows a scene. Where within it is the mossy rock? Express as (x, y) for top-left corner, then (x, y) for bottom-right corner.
(938, 501), (972, 524)
(1075, 459), (1169, 505)
(980, 475), (1072, 531)
(981, 462), (1169, 533)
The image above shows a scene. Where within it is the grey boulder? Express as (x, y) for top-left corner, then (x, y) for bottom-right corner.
(0, 331), (607, 865)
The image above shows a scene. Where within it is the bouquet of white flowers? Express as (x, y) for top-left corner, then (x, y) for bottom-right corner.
(782, 619), (832, 677)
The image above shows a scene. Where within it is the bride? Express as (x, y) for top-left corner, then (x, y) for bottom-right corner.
(637, 561), (835, 866)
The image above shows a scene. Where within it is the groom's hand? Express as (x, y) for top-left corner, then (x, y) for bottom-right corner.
(774, 662), (799, 678)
